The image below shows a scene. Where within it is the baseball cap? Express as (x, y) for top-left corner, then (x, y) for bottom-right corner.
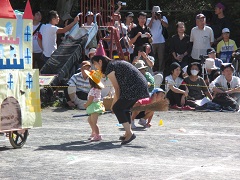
(207, 48), (216, 54)
(196, 13), (205, 19)
(222, 28), (230, 33)
(151, 88), (165, 94)
(85, 11), (93, 17)
(215, 2), (225, 10)
(125, 12), (134, 17)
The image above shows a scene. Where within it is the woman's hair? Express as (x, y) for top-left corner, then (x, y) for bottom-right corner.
(91, 55), (111, 74)
(187, 62), (202, 76)
(89, 78), (101, 89)
(170, 62), (181, 74)
(176, 22), (185, 29)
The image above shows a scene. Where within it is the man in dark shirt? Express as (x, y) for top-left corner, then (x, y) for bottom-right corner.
(170, 22), (192, 68)
(211, 2), (231, 47)
(129, 11), (152, 60)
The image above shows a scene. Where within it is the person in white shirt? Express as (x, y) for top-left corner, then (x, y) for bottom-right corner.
(32, 9), (44, 70)
(147, 6), (168, 72)
(39, 10), (79, 63)
(210, 63), (240, 105)
(190, 13), (214, 62)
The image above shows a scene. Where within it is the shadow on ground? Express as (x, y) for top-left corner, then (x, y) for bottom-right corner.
(35, 140), (146, 152)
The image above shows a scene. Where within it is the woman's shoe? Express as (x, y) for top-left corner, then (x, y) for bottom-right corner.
(90, 135), (102, 141)
(119, 136), (126, 141)
(170, 105), (181, 110)
(181, 105), (195, 111)
(121, 134), (136, 145)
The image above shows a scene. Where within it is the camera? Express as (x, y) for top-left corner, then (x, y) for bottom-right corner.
(121, 2), (126, 6)
(199, 54), (209, 64)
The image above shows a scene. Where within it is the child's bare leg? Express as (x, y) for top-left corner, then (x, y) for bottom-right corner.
(144, 111), (154, 126)
(88, 116), (95, 136)
(90, 113), (100, 135)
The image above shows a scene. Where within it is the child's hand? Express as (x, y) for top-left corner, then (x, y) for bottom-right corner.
(84, 103), (87, 108)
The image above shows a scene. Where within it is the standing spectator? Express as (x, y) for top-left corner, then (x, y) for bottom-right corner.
(147, 6), (168, 73)
(190, 13), (214, 62)
(217, 28), (237, 63)
(32, 10), (44, 70)
(211, 2), (231, 47)
(207, 48), (223, 68)
(129, 12), (152, 59)
(39, 10), (79, 63)
(170, 22), (192, 69)
(83, 11), (97, 56)
(122, 12), (136, 61)
(91, 55), (149, 145)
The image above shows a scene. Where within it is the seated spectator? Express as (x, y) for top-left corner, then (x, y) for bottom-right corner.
(132, 43), (163, 87)
(210, 63), (240, 105)
(64, 61), (91, 109)
(207, 48), (223, 68)
(132, 43), (154, 75)
(134, 61), (154, 92)
(170, 22), (192, 68)
(217, 28), (237, 63)
(165, 62), (193, 110)
(184, 62), (213, 107)
(204, 58), (221, 85)
(131, 88), (165, 129)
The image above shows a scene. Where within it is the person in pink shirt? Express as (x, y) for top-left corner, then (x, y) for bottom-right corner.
(131, 88), (165, 129)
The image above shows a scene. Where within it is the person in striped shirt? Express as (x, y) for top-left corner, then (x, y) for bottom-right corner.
(66, 61), (91, 109)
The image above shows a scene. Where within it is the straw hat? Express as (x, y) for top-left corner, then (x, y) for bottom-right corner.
(84, 70), (104, 88)
(134, 61), (148, 70)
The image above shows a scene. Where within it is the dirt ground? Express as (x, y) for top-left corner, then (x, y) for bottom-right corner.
(0, 107), (240, 180)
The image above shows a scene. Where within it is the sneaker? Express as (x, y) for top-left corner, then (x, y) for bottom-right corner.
(170, 105), (181, 110)
(90, 135), (102, 141)
(138, 118), (147, 127)
(131, 123), (137, 129)
(181, 105), (195, 111)
(145, 123), (152, 128)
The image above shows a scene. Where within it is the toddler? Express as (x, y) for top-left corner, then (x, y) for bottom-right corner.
(84, 70), (105, 141)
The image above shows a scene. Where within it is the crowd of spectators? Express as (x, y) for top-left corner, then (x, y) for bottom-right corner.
(34, 1), (240, 114)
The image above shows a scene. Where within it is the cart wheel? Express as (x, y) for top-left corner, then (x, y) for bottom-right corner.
(9, 130), (28, 148)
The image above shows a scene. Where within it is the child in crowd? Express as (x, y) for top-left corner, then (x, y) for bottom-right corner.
(131, 88), (165, 128)
(84, 70), (105, 141)
(134, 60), (155, 92)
